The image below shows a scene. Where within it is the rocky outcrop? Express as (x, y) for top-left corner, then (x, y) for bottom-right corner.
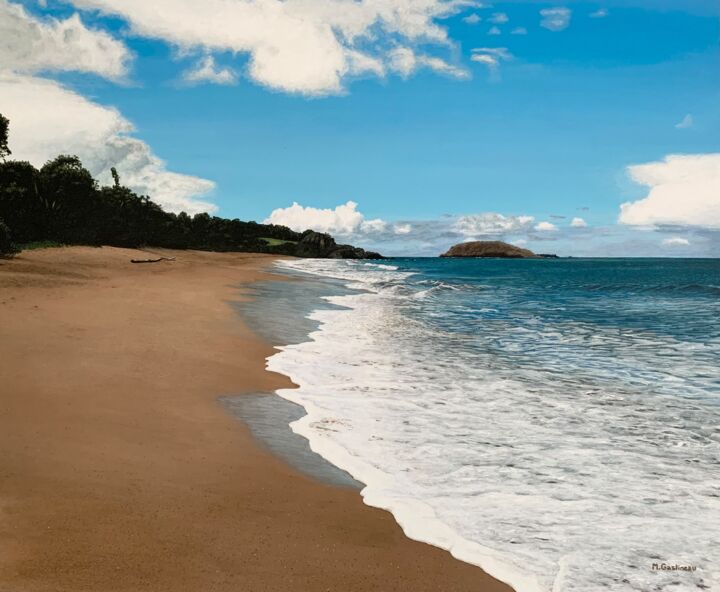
(293, 230), (383, 259)
(440, 240), (537, 258)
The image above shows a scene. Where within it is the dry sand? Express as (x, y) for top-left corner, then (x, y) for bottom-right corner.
(0, 246), (512, 592)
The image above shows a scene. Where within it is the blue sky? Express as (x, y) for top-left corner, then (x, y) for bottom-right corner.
(2, 0), (719, 255)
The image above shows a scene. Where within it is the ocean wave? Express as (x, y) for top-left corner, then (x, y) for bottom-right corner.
(269, 258), (720, 592)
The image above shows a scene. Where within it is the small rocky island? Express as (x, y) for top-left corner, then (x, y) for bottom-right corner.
(440, 240), (556, 258)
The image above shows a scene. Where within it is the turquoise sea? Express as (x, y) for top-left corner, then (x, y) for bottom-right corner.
(252, 258), (720, 592)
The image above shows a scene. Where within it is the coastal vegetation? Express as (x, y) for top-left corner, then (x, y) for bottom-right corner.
(0, 114), (381, 259)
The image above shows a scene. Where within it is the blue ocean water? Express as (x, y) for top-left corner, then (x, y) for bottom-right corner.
(264, 258), (720, 592)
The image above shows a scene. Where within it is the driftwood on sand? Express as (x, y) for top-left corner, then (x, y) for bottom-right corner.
(130, 256), (176, 264)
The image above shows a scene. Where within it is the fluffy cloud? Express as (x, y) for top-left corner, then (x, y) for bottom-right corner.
(662, 237), (690, 246)
(534, 221), (558, 231)
(183, 56), (237, 86)
(463, 13), (481, 24)
(540, 7), (571, 31)
(487, 25), (501, 35)
(0, 0), (130, 80)
(264, 201), (386, 235)
(571, 217), (588, 228)
(65, 0), (472, 95)
(619, 154), (720, 229)
(1, 73), (216, 214)
(455, 212), (534, 236)
(674, 114), (693, 129)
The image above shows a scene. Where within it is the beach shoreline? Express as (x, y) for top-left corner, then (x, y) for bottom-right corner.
(0, 246), (511, 592)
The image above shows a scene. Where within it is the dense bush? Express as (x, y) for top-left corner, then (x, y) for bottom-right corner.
(0, 218), (19, 257)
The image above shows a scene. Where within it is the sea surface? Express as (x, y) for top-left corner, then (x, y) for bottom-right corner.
(250, 258), (720, 592)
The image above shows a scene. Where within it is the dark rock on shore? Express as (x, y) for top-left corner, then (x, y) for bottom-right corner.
(440, 240), (536, 258)
(294, 230), (383, 259)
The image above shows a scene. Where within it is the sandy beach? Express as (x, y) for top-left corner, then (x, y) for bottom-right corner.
(0, 246), (511, 592)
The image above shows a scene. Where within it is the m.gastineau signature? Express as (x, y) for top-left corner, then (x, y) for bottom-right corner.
(651, 563), (698, 572)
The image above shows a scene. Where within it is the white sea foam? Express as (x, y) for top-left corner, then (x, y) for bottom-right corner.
(267, 259), (720, 592)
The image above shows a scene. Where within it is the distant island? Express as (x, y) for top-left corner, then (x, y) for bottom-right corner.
(440, 240), (557, 259)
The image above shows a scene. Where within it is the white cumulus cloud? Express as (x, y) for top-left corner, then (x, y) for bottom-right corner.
(540, 7), (571, 31)
(463, 13), (481, 24)
(571, 217), (588, 228)
(0, 0), (131, 80)
(487, 25), (502, 35)
(65, 0), (473, 95)
(183, 55), (237, 86)
(534, 221), (558, 231)
(264, 200), (386, 235)
(619, 154), (720, 229)
(455, 213), (534, 236)
(1, 73), (216, 214)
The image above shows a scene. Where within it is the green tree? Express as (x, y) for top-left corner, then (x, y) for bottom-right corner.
(0, 160), (42, 243)
(38, 155), (99, 243)
(0, 114), (11, 162)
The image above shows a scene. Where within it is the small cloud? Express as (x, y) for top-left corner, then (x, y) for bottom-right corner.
(662, 237), (690, 246)
(470, 47), (513, 74)
(534, 221), (558, 232)
(590, 8), (608, 18)
(361, 219), (388, 233)
(571, 217), (588, 228)
(488, 26), (502, 35)
(389, 47), (469, 80)
(675, 114), (694, 129)
(394, 223), (412, 234)
(184, 56), (237, 86)
(511, 27), (528, 35)
(463, 13), (482, 24)
(489, 12), (509, 24)
(540, 7), (572, 31)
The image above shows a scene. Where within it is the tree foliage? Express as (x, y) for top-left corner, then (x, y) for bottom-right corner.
(0, 218), (19, 256)
(0, 114), (10, 162)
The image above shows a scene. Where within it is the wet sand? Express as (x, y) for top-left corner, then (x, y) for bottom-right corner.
(0, 246), (512, 592)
